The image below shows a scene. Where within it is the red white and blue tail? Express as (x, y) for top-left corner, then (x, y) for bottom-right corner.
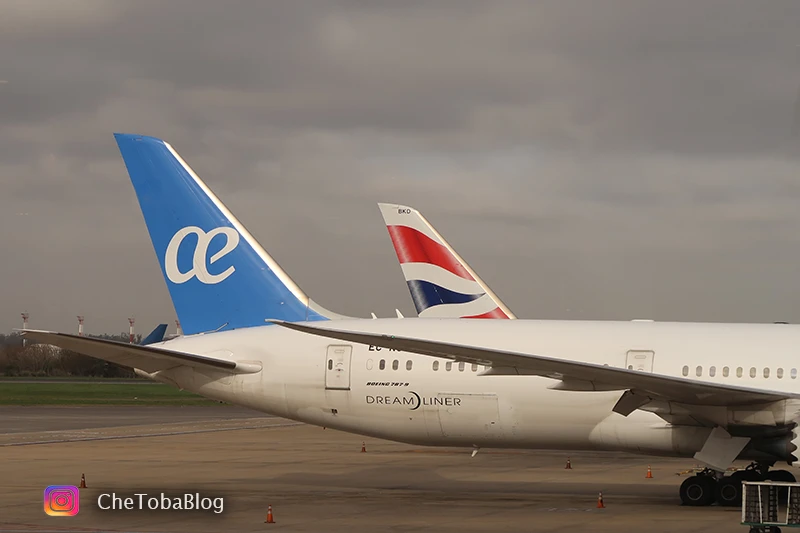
(378, 203), (516, 319)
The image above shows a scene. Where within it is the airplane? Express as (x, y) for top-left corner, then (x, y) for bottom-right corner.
(377, 203), (515, 319)
(21, 133), (800, 510)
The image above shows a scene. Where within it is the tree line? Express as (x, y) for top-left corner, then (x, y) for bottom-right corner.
(0, 332), (143, 378)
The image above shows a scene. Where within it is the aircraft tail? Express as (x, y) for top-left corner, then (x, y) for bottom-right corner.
(114, 133), (344, 336)
(140, 324), (168, 345)
(378, 203), (515, 319)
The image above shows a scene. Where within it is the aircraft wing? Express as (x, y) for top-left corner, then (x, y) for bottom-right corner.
(21, 330), (261, 374)
(270, 321), (793, 408)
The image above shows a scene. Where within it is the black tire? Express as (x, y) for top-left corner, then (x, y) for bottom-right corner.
(765, 470), (796, 483)
(765, 470), (795, 500)
(731, 469), (764, 483)
(680, 475), (717, 506)
(715, 476), (742, 506)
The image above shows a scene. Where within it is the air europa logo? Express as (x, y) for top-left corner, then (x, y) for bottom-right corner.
(165, 226), (240, 285)
(366, 391), (462, 410)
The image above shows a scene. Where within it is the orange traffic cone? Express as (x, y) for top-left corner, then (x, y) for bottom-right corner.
(265, 505), (275, 523)
(597, 492), (605, 508)
(79, 474), (86, 489)
(361, 441), (366, 453)
(565, 457), (572, 469)
(646, 465), (653, 479)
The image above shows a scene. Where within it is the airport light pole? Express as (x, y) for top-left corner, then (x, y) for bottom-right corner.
(21, 312), (29, 347)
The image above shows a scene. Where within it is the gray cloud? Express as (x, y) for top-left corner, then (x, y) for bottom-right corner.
(3, 0), (800, 334)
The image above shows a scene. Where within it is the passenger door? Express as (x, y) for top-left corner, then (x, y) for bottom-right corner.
(325, 345), (352, 390)
(626, 350), (655, 372)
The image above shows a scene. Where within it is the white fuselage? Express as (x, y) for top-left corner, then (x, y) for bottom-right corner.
(149, 319), (800, 462)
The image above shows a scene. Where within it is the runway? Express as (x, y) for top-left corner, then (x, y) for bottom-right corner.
(2, 406), (744, 532)
(1, 406), (269, 434)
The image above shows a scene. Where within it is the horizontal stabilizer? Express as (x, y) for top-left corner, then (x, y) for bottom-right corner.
(21, 330), (261, 374)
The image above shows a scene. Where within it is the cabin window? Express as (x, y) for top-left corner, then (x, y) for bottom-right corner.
(723, 366), (729, 377)
(392, 360), (399, 371)
(328, 359), (333, 370)
(750, 367), (756, 378)
(472, 364), (479, 372)
(709, 366), (716, 377)
(792, 368), (798, 379)
(682, 365), (689, 376)
(778, 368), (784, 379)
(379, 359), (386, 370)
(695, 366), (702, 377)
(736, 367), (743, 378)
(458, 362), (465, 372)
(406, 360), (413, 371)
(764, 368), (770, 378)
(366, 359), (373, 370)
(432, 361), (439, 371)
(446, 361), (453, 371)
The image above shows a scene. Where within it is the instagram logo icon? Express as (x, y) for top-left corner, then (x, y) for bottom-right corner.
(44, 486), (79, 516)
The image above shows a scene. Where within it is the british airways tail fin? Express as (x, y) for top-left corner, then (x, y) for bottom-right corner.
(378, 203), (516, 319)
(114, 133), (343, 335)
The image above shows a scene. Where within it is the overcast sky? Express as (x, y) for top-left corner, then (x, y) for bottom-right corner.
(3, 0), (800, 335)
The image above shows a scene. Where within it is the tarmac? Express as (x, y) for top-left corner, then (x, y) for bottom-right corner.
(0, 406), (749, 532)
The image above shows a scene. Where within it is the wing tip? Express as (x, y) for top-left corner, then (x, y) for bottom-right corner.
(13, 328), (58, 336)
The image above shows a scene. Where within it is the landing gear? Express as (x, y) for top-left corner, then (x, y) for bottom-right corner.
(765, 469), (796, 500)
(679, 474), (717, 506)
(715, 476), (741, 506)
(720, 467), (766, 506)
(679, 462), (797, 507)
(765, 469), (796, 483)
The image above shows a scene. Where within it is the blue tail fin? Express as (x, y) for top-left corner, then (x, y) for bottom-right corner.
(114, 133), (338, 335)
(140, 324), (168, 345)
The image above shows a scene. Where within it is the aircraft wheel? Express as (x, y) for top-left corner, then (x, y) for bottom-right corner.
(731, 469), (764, 483)
(765, 470), (796, 483)
(680, 475), (717, 506)
(764, 470), (796, 500)
(715, 476), (742, 506)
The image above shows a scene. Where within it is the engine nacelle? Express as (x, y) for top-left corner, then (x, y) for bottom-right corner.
(747, 433), (798, 463)
(730, 399), (800, 466)
(786, 401), (800, 465)
(789, 423), (800, 465)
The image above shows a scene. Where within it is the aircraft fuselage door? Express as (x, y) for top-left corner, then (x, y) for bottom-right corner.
(325, 345), (352, 390)
(626, 350), (654, 373)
